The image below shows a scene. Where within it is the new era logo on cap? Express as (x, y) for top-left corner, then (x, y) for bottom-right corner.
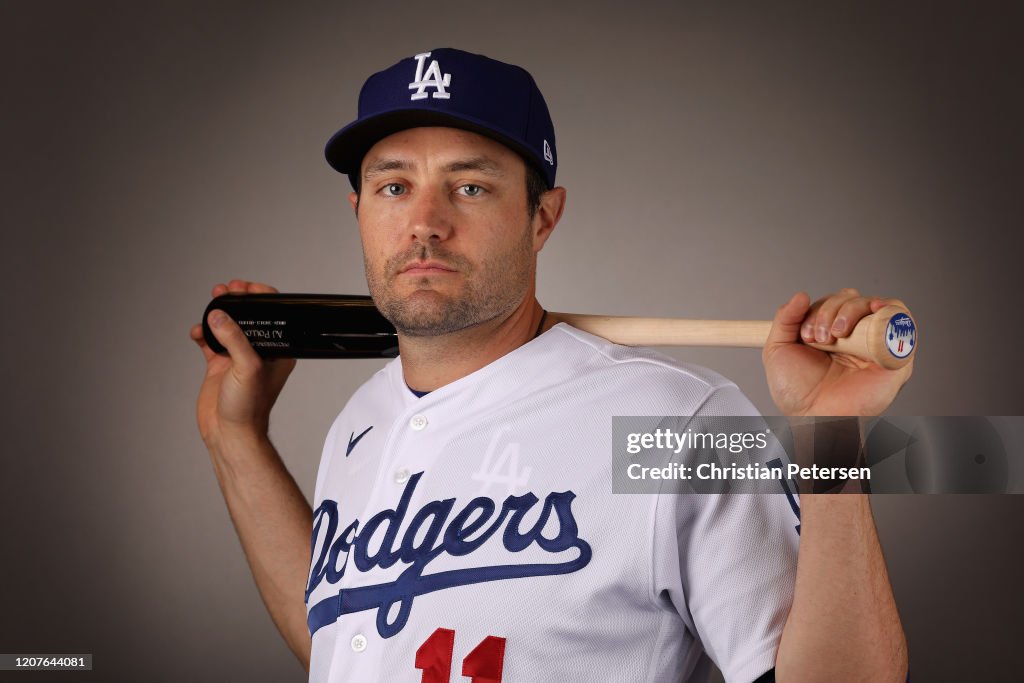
(324, 48), (557, 189)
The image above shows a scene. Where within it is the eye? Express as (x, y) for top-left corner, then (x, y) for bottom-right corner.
(458, 184), (484, 197)
(381, 183), (406, 197)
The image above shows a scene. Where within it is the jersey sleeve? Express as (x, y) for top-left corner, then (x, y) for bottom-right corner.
(650, 383), (800, 683)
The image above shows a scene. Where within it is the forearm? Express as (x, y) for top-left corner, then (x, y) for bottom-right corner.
(775, 494), (908, 682)
(206, 429), (313, 671)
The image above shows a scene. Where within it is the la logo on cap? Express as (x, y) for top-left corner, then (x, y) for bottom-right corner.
(409, 52), (451, 100)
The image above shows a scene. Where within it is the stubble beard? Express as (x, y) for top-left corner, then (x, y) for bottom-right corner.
(366, 226), (535, 337)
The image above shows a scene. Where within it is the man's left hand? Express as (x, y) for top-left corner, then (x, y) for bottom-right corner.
(764, 289), (913, 417)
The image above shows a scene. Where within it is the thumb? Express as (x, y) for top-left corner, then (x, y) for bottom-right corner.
(207, 309), (262, 375)
(765, 291), (811, 349)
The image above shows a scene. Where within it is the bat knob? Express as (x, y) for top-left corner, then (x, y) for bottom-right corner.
(805, 304), (917, 368)
(866, 305), (917, 370)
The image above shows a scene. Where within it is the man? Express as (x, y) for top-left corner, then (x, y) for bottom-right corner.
(190, 48), (910, 681)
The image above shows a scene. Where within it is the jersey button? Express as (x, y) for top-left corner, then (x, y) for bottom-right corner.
(350, 634), (367, 652)
(394, 468), (410, 484)
(410, 414), (428, 431)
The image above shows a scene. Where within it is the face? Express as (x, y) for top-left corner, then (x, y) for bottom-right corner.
(351, 127), (554, 337)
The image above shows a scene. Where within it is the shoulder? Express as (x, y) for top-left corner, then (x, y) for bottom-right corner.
(323, 358), (402, 432)
(549, 323), (748, 397)
(549, 323), (732, 383)
(345, 358), (401, 404)
(532, 323), (761, 417)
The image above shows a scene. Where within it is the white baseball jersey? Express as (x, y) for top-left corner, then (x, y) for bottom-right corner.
(306, 323), (800, 682)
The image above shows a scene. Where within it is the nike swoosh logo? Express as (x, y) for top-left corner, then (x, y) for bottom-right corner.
(346, 426), (373, 457)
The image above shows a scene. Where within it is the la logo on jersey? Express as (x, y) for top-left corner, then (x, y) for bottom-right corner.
(409, 52), (451, 100)
(305, 472), (592, 639)
(471, 425), (533, 495)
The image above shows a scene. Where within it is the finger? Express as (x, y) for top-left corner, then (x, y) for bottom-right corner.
(227, 279), (251, 293)
(189, 323), (217, 363)
(212, 283), (229, 297)
(799, 297), (825, 343)
(811, 288), (861, 344)
(206, 309), (261, 375)
(248, 282), (280, 294)
(869, 297), (907, 312)
(766, 291), (811, 350)
(829, 296), (874, 338)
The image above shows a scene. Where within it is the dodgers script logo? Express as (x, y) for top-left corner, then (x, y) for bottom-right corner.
(885, 313), (915, 358)
(409, 52), (451, 100)
(305, 472), (592, 639)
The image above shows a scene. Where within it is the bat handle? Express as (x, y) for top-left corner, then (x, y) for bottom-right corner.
(548, 304), (917, 370)
(806, 304), (917, 369)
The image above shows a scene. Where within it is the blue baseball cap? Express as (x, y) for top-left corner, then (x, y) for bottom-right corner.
(324, 48), (557, 189)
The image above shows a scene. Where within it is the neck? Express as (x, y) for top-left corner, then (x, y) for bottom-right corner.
(398, 293), (553, 393)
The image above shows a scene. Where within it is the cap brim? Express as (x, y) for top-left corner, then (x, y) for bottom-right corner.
(324, 109), (549, 188)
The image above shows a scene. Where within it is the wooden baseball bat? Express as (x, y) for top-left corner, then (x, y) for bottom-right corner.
(202, 294), (917, 368)
(550, 304), (917, 369)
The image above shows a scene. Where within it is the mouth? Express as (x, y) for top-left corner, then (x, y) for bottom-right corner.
(398, 260), (457, 276)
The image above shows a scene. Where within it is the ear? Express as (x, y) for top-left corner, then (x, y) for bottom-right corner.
(348, 191), (359, 214)
(531, 186), (567, 252)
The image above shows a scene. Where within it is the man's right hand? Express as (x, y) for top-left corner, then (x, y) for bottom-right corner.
(188, 280), (312, 670)
(189, 280), (297, 447)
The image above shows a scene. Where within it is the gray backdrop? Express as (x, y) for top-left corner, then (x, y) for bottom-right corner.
(2, 1), (1021, 681)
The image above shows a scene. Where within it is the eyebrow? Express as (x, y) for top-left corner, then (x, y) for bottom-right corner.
(362, 156), (507, 181)
(442, 156), (506, 176)
(362, 158), (412, 181)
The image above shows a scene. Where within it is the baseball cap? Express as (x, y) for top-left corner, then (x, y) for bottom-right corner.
(324, 48), (557, 189)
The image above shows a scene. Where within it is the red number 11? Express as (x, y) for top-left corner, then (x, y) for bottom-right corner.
(415, 627), (506, 683)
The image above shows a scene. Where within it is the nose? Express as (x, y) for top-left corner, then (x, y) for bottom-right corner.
(407, 186), (453, 243)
